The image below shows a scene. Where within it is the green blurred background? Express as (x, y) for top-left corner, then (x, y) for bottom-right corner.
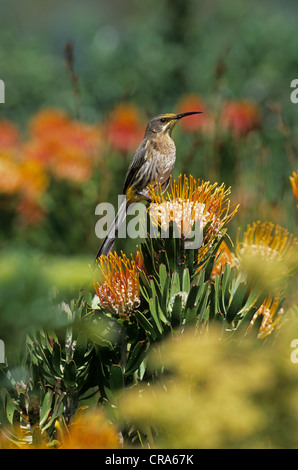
(0, 0), (297, 355)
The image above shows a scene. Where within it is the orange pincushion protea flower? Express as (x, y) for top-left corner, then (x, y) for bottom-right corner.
(290, 170), (298, 201)
(148, 174), (238, 249)
(94, 251), (142, 315)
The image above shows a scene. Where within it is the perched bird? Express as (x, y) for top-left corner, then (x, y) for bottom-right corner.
(95, 111), (202, 260)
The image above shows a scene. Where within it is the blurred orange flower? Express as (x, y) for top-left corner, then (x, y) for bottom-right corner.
(105, 103), (144, 153)
(28, 108), (102, 183)
(29, 108), (70, 139)
(221, 100), (261, 137)
(176, 94), (211, 133)
(0, 152), (21, 194)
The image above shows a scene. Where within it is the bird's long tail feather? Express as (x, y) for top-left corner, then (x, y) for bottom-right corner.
(94, 198), (128, 260)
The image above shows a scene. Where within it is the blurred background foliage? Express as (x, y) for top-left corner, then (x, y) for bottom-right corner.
(0, 0), (298, 449)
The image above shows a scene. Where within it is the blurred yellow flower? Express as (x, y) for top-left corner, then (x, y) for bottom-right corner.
(118, 328), (274, 448)
(94, 251), (141, 315)
(236, 221), (298, 286)
(59, 408), (121, 449)
(289, 170), (298, 201)
(19, 159), (49, 199)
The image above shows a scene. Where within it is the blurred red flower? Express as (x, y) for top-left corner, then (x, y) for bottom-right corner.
(16, 198), (46, 227)
(0, 120), (21, 149)
(105, 103), (144, 153)
(220, 100), (261, 137)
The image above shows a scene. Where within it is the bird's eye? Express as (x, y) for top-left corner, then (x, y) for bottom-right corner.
(160, 118), (166, 123)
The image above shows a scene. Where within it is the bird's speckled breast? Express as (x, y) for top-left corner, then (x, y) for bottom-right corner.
(148, 135), (176, 187)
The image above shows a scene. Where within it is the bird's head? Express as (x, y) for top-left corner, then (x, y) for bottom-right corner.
(145, 111), (202, 136)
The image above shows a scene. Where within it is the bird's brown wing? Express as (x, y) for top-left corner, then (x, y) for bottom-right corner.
(122, 139), (148, 195)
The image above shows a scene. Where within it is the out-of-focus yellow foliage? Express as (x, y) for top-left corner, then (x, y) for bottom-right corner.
(119, 316), (298, 449)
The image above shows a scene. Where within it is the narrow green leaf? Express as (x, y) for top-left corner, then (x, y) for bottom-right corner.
(170, 271), (180, 298)
(159, 264), (169, 293)
(184, 307), (198, 326)
(148, 297), (163, 335)
(226, 282), (249, 323)
(110, 364), (124, 393)
(125, 341), (148, 376)
(40, 391), (53, 426)
(52, 342), (61, 376)
(170, 294), (183, 328)
(134, 310), (158, 340)
(63, 360), (77, 388)
(182, 268), (190, 293)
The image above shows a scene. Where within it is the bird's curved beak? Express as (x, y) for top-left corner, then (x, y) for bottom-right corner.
(175, 111), (203, 119)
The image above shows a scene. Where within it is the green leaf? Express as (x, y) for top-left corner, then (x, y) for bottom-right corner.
(226, 282), (249, 323)
(52, 341), (61, 376)
(40, 391), (53, 426)
(125, 341), (148, 376)
(182, 268), (190, 293)
(170, 294), (183, 328)
(159, 264), (169, 294)
(63, 360), (77, 388)
(184, 284), (199, 312)
(110, 364), (124, 393)
(184, 306), (198, 326)
(169, 272), (180, 299)
(134, 310), (158, 340)
(0, 389), (16, 425)
(148, 297), (164, 335)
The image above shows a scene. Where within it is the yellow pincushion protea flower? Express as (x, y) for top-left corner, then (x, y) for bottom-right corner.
(247, 296), (284, 339)
(290, 170), (298, 201)
(94, 251), (141, 315)
(148, 174), (238, 248)
(236, 221), (298, 285)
